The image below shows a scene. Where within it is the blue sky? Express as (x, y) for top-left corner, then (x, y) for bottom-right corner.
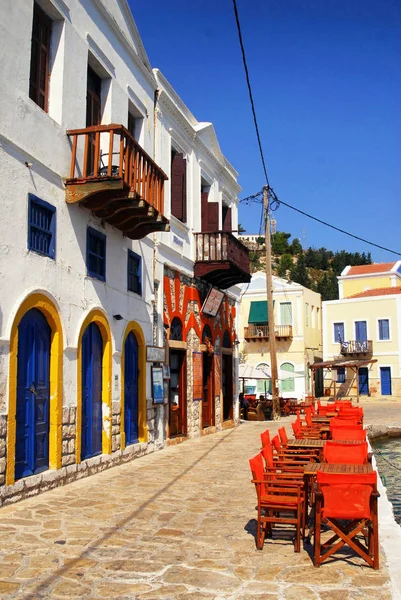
(131, 0), (401, 262)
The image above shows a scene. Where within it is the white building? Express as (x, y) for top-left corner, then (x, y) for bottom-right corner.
(0, 0), (249, 504)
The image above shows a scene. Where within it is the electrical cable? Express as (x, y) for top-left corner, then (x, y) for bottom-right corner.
(232, 0), (270, 187)
(240, 190), (401, 257)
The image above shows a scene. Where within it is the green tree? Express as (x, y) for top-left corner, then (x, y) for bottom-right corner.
(256, 236), (265, 246)
(290, 238), (303, 255)
(277, 253), (294, 278)
(316, 271), (339, 301)
(271, 231), (291, 255)
(290, 254), (310, 288)
(238, 223), (246, 234)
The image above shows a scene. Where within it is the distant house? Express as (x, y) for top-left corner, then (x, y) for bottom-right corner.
(321, 261), (401, 399)
(238, 272), (323, 399)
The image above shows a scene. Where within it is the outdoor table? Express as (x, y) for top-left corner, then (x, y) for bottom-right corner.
(311, 416), (331, 423)
(303, 462), (374, 528)
(287, 438), (325, 448)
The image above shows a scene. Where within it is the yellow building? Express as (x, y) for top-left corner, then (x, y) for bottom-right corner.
(238, 272), (323, 399)
(322, 261), (401, 399)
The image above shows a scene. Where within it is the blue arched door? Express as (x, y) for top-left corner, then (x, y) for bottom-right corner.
(81, 322), (103, 460)
(16, 308), (51, 479)
(124, 332), (139, 445)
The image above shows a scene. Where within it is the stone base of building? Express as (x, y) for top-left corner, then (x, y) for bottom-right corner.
(0, 441), (151, 508)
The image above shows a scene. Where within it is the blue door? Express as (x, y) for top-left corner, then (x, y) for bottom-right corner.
(355, 321), (367, 341)
(380, 367), (392, 395)
(16, 309), (50, 479)
(81, 322), (103, 460)
(124, 332), (139, 445)
(358, 367), (369, 395)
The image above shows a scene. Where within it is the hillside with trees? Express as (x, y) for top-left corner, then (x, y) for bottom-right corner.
(244, 230), (372, 301)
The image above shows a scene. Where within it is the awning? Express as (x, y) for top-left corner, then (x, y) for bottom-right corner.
(309, 358), (377, 370)
(248, 301), (268, 324)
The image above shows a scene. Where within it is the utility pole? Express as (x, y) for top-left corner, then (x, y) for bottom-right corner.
(264, 186), (280, 419)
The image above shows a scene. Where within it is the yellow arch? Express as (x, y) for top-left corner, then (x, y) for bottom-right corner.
(120, 322), (147, 449)
(76, 310), (112, 462)
(6, 293), (63, 486)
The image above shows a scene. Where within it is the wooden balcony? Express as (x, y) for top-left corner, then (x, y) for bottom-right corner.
(340, 340), (373, 356)
(65, 124), (169, 240)
(244, 324), (293, 341)
(193, 231), (251, 289)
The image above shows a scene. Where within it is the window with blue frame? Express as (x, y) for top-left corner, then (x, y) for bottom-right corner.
(28, 194), (56, 258)
(378, 319), (390, 341)
(333, 322), (344, 343)
(87, 227), (106, 281)
(337, 367), (346, 383)
(127, 250), (142, 295)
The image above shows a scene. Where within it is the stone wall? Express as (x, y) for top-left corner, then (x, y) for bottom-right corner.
(0, 416), (6, 486)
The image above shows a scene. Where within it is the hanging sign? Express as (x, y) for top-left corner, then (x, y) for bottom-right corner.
(202, 288), (224, 317)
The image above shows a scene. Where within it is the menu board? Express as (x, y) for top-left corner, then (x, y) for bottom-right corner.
(193, 352), (202, 401)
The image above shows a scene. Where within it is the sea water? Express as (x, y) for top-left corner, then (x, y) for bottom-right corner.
(372, 437), (401, 524)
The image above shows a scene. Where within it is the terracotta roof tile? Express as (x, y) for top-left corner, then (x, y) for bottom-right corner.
(346, 262), (396, 276)
(346, 287), (401, 299)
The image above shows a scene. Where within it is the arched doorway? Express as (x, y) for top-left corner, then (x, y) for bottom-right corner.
(222, 331), (233, 421)
(15, 308), (51, 479)
(168, 317), (187, 438)
(124, 331), (139, 445)
(81, 322), (103, 460)
(202, 325), (214, 429)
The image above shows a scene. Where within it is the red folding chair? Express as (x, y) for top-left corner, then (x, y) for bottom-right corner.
(331, 427), (367, 441)
(249, 453), (304, 551)
(314, 471), (379, 569)
(323, 440), (368, 464)
(260, 429), (271, 449)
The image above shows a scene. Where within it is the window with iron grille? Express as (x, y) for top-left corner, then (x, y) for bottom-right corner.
(87, 227), (106, 281)
(127, 250), (141, 295)
(29, 3), (52, 111)
(28, 194), (56, 258)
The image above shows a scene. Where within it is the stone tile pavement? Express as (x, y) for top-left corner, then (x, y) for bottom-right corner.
(0, 402), (400, 599)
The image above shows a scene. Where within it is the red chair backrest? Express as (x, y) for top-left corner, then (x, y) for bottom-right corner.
(334, 400), (352, 409)
(260, 429), (271, 448)
(331, 427), (367, 441)
(278, 426), (288, 445)
(305, 408), (313, 427)
(292, 421), (301, 439)
(323, 440), (368, 464)
(261, 443), (275, 468)
(271, 435), (281, 453)
(317, 471), (377, 519)
(249, 453), (268, 496)
(317, 402), (334, 416)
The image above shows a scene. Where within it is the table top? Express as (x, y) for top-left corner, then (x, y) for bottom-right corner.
(287, 438), (325, 448)
(303, 462), (373, 475)
(311, 416), (331, 423)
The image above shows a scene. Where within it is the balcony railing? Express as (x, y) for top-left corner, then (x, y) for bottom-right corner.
(340, 340), (373, 356)
(193, 231), (251, 289)
(244, 325), (293, 341)
(65, 124), (169, 239)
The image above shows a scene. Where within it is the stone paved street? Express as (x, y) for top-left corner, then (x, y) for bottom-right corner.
(0, 402), (400, 599)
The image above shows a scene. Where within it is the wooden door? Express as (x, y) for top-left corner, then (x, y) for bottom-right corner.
(202, 352), (214, 428)
(15, 309), (50, 479)
(86, 66), (101, 175)
(124, 332), (139, 444)
(81, 322), (103, 459)
(222, 353), (233, 421)
(380, 367), (392, 396)
(201, 192), (209, 232)
(358, 367), (369, 396)
(169, 350), (187, 437)
(222, 206), (232, 232)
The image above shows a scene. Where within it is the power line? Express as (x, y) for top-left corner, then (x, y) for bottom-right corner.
(240, 189), (401, 257)
(232, 0), (270, 187)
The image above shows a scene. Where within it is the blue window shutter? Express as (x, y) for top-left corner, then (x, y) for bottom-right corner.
(333, 322), (344, 342)
(379, 319), (389, 340)
(87, 227), (106, 281)
(337, 367), (345, 383)
(127, 250), (142, 295)
(28, 194), (56, 258)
